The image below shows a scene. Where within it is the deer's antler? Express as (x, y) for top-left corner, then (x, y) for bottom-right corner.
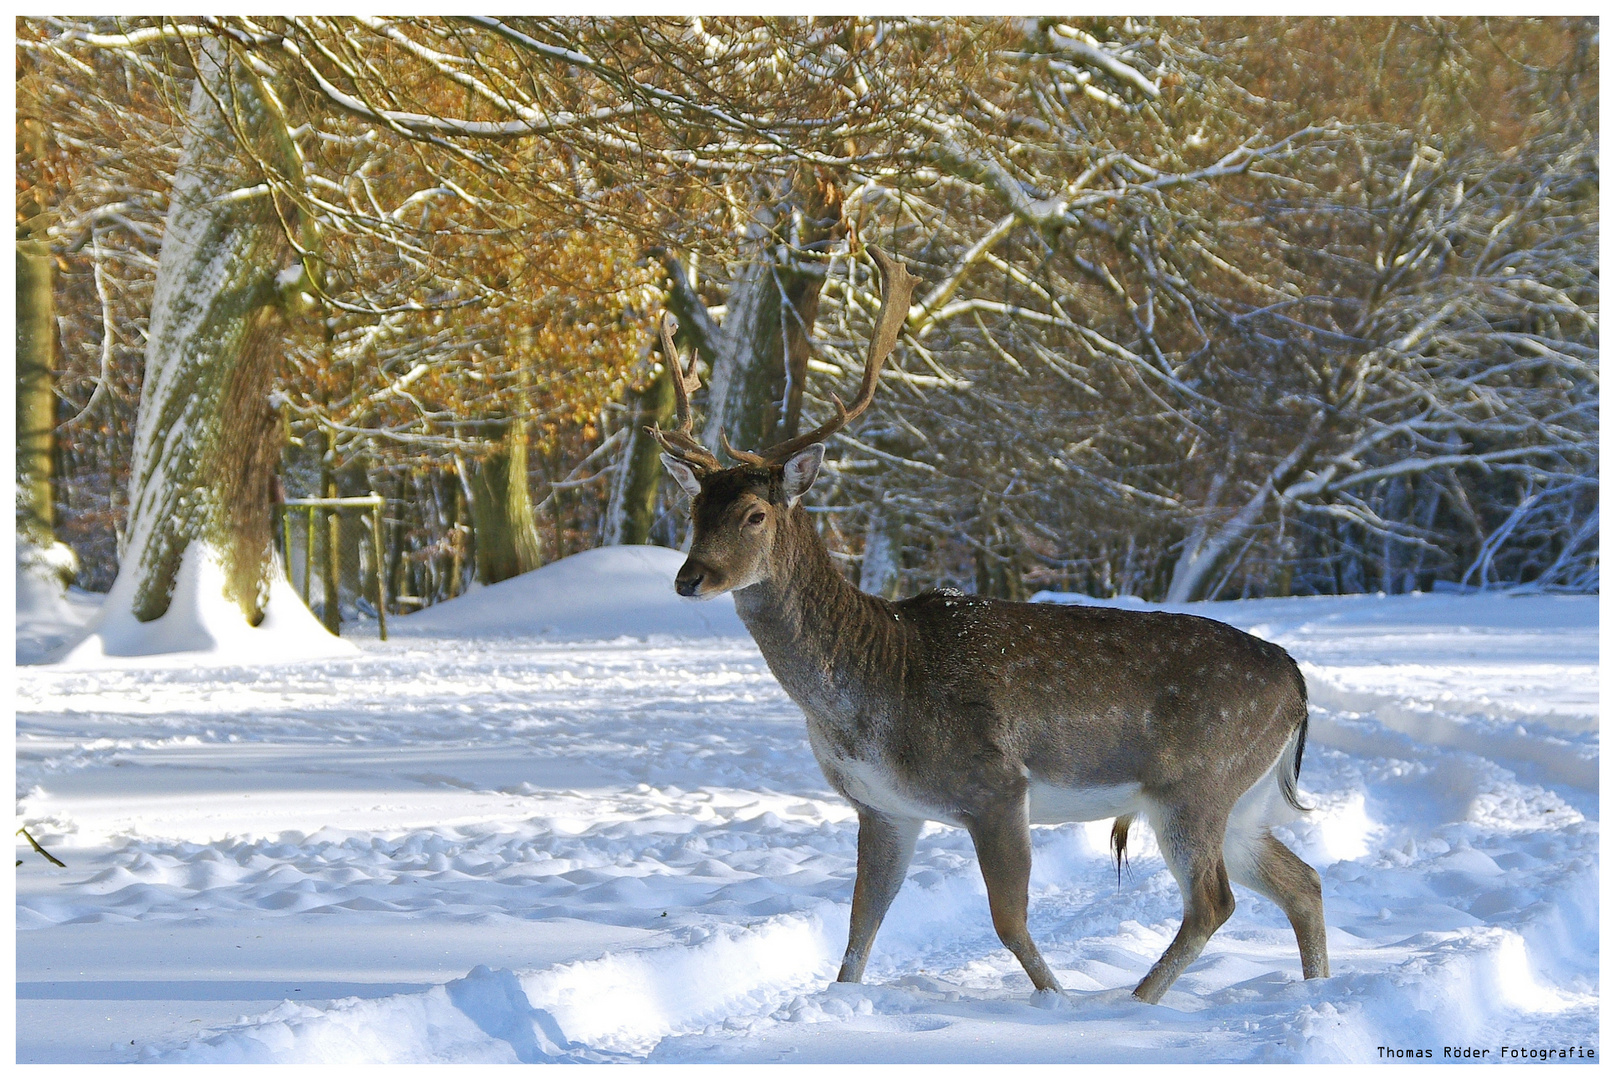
(647, 312), (721, 473)
(740, 246), (918, 466)
(652, 247), (918, 472)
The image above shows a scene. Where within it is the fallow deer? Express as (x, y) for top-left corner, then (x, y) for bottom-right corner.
(651, 248), (1329, 1004)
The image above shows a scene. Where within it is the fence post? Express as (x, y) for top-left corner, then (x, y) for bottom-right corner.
(369, 492), (388, 642)
(323, 504), (342, 635)
(280, 506), (292, 584)
(278, 495), (393, 640)
(303, 505), (314, 604)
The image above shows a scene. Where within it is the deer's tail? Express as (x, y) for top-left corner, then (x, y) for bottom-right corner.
(1278, 663), (1311, 814)
(1110, 813), (1133, 887)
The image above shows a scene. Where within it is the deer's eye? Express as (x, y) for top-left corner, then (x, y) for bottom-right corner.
(745, 510), (767, 527)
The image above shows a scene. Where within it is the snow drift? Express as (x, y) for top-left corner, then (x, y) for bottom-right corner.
(393, 544), (746, 640)
(15, 542), (97, 664)
(16, 576), (1598, 1064)
(40, 541), (356, 668)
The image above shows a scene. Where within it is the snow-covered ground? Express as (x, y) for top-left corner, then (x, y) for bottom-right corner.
(16, 548), (1599, 1063)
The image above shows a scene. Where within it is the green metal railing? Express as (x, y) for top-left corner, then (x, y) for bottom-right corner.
(276, 493), (388, 641)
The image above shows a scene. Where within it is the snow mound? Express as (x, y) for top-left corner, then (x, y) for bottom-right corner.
(157, 913), (841, 1063)
(394, 545), (747, 641)
(16, 544), (100, 664)
(43, 541), (357, 668)
(17, 591), (1600, 1063)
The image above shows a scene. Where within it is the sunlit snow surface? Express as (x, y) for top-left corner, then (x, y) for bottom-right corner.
(16, 563), (1598, 1063)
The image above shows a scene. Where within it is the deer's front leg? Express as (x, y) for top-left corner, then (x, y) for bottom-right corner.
(837, 808), (922, 983)
(966, 796), (1062, 993)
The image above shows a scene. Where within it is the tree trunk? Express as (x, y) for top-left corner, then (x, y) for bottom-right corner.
(973, 510), (1027, 601)
(469, 419), (544, 584)
(448, 467), (469, 598)
(16, 238), (57, 551)
(119, 39), (313, 624)
(1166, 427), (1324, 602)
(1168, 474), (1279, 604)
(15, 230), (79, 605)
(698, 169), (843, 456)
(858, 491), (903, 599)
(603, 362), (675, 546)
(17, 112), (65, 580)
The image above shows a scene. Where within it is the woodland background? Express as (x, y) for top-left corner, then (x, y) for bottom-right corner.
(15, 17), (1598, 633)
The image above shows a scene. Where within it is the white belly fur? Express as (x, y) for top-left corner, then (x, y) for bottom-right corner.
(822, 749), (1141, 828)
(1027, 780), (1143, 825)
(827, 756), (954, 822)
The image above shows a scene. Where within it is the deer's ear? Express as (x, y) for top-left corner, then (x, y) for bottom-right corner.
(781, 444), (825, 507)
(660, 453), (703, 499)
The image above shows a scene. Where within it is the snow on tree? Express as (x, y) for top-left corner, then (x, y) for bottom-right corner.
(23, 18), (1598, 608)
(45, 35), (351, 662)
(119, 37), (319, 625)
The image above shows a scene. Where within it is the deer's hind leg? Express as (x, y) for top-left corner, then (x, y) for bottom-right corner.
(1132, 804), (1236, 1004)
(1226, 830), (1330, 980)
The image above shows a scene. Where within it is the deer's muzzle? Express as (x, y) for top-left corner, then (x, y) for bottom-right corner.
(675, 559), (712, 598)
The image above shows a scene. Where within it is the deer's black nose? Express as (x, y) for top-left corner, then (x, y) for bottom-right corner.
(675, 562), (706, 597)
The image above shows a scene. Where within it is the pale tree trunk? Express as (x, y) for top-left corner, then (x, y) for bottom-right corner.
(119, 39), (314, 624)
(1166, 430), (1322, 602)
(858, 492), (903, 599)
(603, 362), (674, 546)
(1165, 473), (1266, 603)
(469, 418), (544, 584)
(697, 169), (843, 456)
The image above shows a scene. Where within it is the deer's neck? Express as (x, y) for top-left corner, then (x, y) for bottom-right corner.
(732, 507), (905, 743)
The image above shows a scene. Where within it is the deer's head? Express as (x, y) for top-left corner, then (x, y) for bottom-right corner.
(653, 247), (917, 600)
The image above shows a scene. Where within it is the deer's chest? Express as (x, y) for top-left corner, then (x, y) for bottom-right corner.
(805, 719), (960, 824)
